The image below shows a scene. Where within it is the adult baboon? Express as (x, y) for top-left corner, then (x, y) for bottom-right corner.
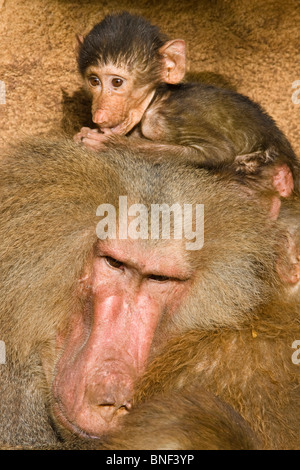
(0, 139), (298, 449)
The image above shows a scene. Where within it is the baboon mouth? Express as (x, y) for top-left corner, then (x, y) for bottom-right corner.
(99, 123), (126, 135)
(108, 119), (135, 135)
(110, 122), (129, 135)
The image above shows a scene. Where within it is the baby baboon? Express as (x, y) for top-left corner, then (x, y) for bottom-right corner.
(74, 11), (300, 198)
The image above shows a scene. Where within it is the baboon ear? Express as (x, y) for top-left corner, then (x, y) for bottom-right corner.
(267, 164), (294, 220)
(272, 164), (294, 198)
(159, 40), (186, 84)
(234, 149), (294, 198)
(234, 149), (295, 220)
(277, 231), (300, 285)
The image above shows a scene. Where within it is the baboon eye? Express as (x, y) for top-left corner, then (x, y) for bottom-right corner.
(111, 77), (124, 88)
(88, 75), (100, 87)
(105, 256), (124, 270)
(148, 274), (171, 282)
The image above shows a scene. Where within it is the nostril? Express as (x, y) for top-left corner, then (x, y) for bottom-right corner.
(97, 404), (117, 423)
(88, 368), (134, 423)
(97, 403), (131, 423)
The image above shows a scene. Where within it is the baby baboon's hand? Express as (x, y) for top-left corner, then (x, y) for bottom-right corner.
(74, 127), (111, 150)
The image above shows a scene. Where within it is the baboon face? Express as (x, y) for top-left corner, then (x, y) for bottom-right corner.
(51, 238), (192, 437)
(77, 12), (185, 136)
(84, 64), (156, 135)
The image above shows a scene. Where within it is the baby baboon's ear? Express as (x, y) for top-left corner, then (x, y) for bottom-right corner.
(159, 39), (186, 84)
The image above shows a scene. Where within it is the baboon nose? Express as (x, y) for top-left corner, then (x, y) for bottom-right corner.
(93, 110), (109, 126)
(88, 365), (134, 423)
